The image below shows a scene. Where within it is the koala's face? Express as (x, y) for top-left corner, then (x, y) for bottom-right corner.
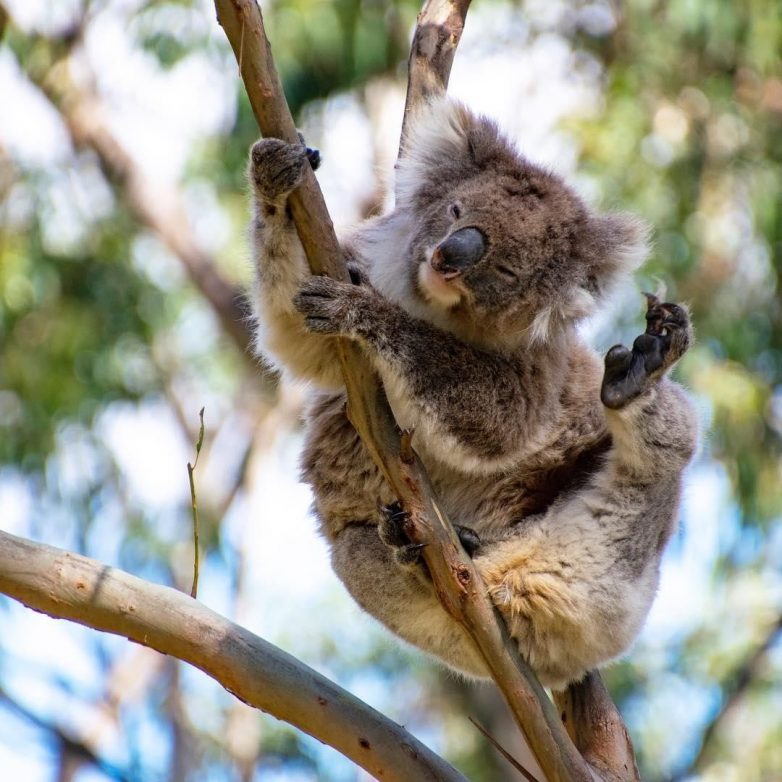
(409, 166), (588, 335)
(395, 99), (647, 345)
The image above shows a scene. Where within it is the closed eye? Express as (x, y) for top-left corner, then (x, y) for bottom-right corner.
(495, 264), (519, 282)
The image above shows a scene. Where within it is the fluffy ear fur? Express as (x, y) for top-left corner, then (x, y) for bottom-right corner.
(583, 213), (650, 298)
(396, 98), (513, 204)
(528, 214), (649, 346)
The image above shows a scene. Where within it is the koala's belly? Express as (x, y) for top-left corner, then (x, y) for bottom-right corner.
(301, 390), (611, 539)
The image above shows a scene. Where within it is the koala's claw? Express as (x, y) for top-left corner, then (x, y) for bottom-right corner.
(379, 502), (428, 567)
(601, 294), (691, 410)
(294, 276), (350, 336)
(250, 138), (314, 202)
(295, 131), (321, 171)
(347, 261), (370, 286)
(455, 524), (481, 557)
(294, 275), (378, 337)
(305, 146), (321, 171)
(379, 502), (481, 568)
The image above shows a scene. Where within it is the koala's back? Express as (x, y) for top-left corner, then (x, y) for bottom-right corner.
(302, 337), (611, 541)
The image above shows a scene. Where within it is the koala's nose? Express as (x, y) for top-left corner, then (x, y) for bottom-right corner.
(431, 228), (486, 278)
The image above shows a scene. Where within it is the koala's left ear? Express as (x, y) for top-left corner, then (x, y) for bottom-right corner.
(582, 213), (650, 298)
(529, 214), (650, 344)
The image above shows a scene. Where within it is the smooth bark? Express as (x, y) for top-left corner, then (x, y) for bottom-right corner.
(0, 530), (466, 782)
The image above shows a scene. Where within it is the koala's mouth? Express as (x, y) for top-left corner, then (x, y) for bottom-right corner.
(416, 255), (466, 309)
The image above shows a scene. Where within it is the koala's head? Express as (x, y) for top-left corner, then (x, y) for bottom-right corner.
(394, 99), (648, 347)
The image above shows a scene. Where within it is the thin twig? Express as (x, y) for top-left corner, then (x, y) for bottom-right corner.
(187, 407), (205, 599)
(469, 717), (541, 782)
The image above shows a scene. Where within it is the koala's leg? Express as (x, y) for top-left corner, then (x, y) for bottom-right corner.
(249, 139), (344, 388)
(330, 522), (489, 677)
(475, 298), (697, 689)
(304, 393), (487, 676)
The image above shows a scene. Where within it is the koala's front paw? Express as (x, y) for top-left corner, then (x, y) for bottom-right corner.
(249, 138), (318, 203)
(601, 294), (692, 410)
(294, 275), (378, 338)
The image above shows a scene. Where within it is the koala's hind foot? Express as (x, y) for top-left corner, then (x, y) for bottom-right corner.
(250, 138), (320, 203)
(379, 501), (481, 569)
(379, 502), (426, 567)
(601, 294), (691, 410)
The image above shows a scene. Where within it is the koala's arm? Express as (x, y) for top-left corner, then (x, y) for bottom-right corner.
(475, 300), (698, 688)
(294, 277), (550, 473)
(249, 139), (353, 389)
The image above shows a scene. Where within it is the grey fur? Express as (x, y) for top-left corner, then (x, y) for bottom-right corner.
(248, 99), (697, 690)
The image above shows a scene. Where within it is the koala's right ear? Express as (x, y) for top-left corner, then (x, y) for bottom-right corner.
(395, 98), (479, 203)
(582, 213), (650, 300)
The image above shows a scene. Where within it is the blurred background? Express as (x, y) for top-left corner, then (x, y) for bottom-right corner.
(0, 0), (780, 779)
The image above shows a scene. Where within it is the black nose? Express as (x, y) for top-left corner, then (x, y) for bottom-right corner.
(431, 228), (486, 277)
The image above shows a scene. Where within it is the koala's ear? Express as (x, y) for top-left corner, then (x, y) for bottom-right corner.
(395, 98), (482, 203)
(528, 213), (650, 344)
(582, 213), (650, 298)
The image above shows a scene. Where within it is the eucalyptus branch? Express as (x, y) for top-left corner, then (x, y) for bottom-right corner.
(553, 673), (640, 782)
(400, 0), (472, 152)
(0, 530), (466, 782)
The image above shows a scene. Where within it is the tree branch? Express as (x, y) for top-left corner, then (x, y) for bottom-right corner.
(553, 673), (639, 782)
(400, 0), (471, 152)
(0, 530), (466, 782)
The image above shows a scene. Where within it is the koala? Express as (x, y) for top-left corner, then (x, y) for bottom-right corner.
(248, 99), (697, 690)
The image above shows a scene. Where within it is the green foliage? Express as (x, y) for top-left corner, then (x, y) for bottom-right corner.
(0, 201), (166, 469)
(265, 0), (417, 113)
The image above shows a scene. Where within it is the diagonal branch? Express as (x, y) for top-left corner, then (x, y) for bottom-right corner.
(0, 529), (466, 782)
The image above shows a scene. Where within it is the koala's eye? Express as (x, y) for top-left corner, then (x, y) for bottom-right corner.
(448, 202), (462, 220)
(495, 264), (519, 283)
